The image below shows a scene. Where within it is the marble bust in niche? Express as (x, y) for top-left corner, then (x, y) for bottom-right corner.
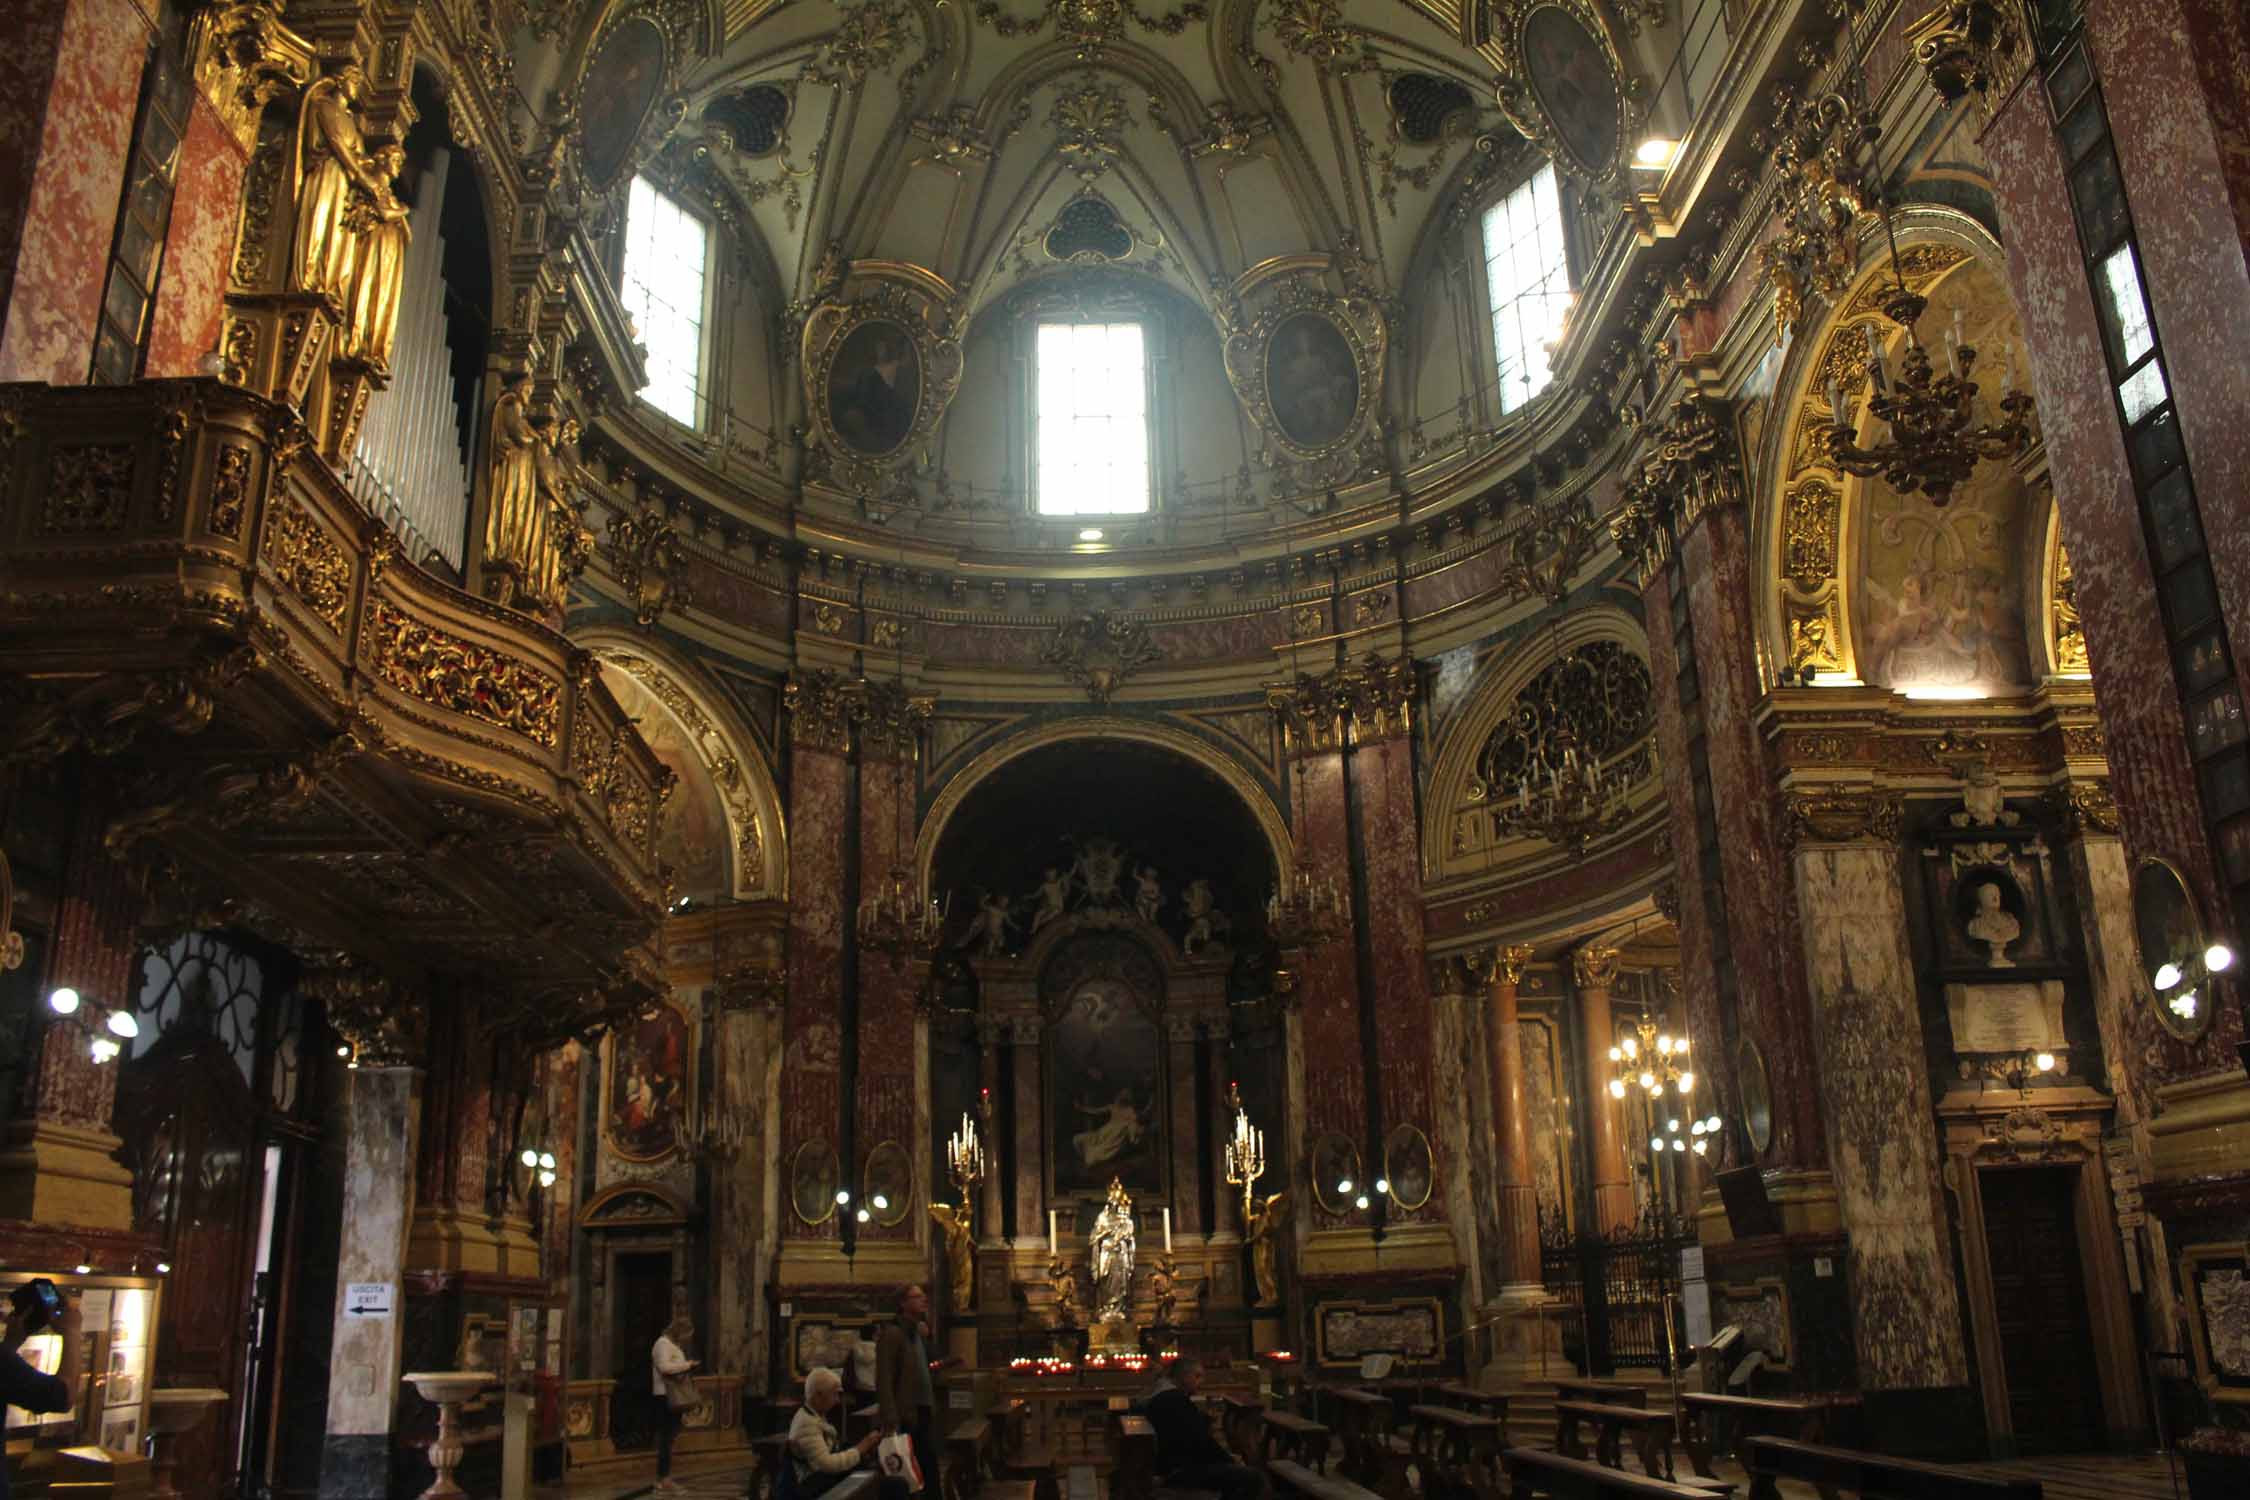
(1965, 879), (2022, 966)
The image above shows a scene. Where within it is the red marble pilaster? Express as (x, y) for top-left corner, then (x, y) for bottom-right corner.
(24, 782), (135, 1136)
(0, 0), (147, 384)
(1571, 948), (1635, 1234)
(143, 91), (246, 376)
(782, 736), (849, 1240)
(2088, 0), (2250, 723)
(855, 739), (917, 1239)
(1483, 946), (1540, 1290)
(1165, 1018), (1201, 1234)
(1678, 502), (1829, 1169)
(1011, 1019), (1044, 1242)
(1353, 731), (1437, 1220)
(975, 1024), (1004, 1243)
(1982, 68), (2244, 1073)
(1637, 566), (1733, 1154)
(1287, 746), (1363, 1227)
(1205, 1026), (1239, 1241)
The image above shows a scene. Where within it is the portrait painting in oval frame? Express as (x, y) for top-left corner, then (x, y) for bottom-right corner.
(1265, 312), (1363, 451)
(825, 317), (924, 458)
(577, 16), (669, 191)
(1524, 4), (1624, 180)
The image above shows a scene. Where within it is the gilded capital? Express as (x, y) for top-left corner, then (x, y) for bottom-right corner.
(1267, 651), (1416, 752)
(1905, 0), (2025, 111)
(1496, 942), (1536, 987)
(784, 668), (862, 753)
(860, 679), (935, 761)
(1572, 945), (1619, 990)
(1638, 394), (1745, 540)
(1782, 787), (1904, 850)
(189, 1), (319, 158)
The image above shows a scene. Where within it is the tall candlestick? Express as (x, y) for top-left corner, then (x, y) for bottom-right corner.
(1049, 1209), (1058, 1256)
(1163, 1207), (1172, 1252)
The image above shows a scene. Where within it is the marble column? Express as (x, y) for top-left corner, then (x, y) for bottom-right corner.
(0, 779), (136, 1228)
(1352, 728), (1439, 1220)
(317, 1065), (422, 1500)
(407, 998), (535, 1278)
(1286, 744), (1364, 1179)
(1486, 945), (1542, 1292)
(781, 674), (853, 1245)
(716, 1002), (779, 1387)
(1204, 1026), (1241, 1244)
(1011, 1017), (1044, 1244)
(1572, 947), (1634, 1234)
(976, 1023), (1005, 1246)
(0, 0), (147, 384)
(1165, 1018), (1200, 1237)
(1787, 807), (1968, 1393)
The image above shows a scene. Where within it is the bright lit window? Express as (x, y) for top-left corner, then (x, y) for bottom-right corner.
(1481, 163), (1572, 415)
(620, 176), (710, 428)
(1035, 321), (1150, 516)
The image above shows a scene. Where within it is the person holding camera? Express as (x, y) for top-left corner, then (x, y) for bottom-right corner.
(2, 1280), (82, 1500)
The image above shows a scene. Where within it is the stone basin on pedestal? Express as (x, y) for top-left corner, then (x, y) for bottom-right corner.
(403, 1372), (497, 1500)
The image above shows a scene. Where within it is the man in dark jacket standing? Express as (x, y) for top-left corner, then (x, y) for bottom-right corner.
(1, 1288), (81, 1500)
(1145, 1359), (1265, 1500)
(874, 1285), (940, 1500)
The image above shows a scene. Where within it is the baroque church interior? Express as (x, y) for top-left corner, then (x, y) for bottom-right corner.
(2, 0), (2249, 1497)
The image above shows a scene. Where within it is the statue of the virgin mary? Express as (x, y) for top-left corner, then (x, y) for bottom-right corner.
(1088, 1177), (1137, 1324)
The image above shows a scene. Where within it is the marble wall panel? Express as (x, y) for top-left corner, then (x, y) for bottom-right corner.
(0, 0), (68, 328)
(322, 1068), (419, 1439)
(1795, 844), (1967, 1390)
(685, 557), (793, 635)
(783, 746), (848, 1236)
(1433, 986), (1493, 1305)
(1681, 503), (1827, 1169)
(2090, 0), (2250, 715)
(1520, 1012), (1571, 1233)
(1984, 79), (2245, 1078)
(1403, 546), (1508, 621)
(1148, 611), (1290, 663)
(2176, 0), (2250, 257)
(0, 0), (143, 384)
(143, 93), (241, 376)
(36, 790), (136, 1134)
(1358, 737), (1434, 1156)
(1422, 830), (1667, 939)
(856, 759), (918, 1237)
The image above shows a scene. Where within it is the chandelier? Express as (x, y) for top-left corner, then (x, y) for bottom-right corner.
(859, 532), (944, 966)
(859, 860), (946, 963)
(1491, 724), (1630, 858)
(1266, 861), (1346, 951)
(1607, 1011), (1694, 1104)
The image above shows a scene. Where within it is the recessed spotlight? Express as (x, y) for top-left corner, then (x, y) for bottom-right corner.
(1078, 528), (1104, 542)
(1634, 137), (1679, 169)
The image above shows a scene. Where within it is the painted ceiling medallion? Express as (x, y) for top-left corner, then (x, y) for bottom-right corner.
(1492, 0), (1637, 188)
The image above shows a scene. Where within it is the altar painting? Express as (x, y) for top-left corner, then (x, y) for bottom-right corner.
(1046, 977), (1164, 1197)
(605, 996), (691, 1162)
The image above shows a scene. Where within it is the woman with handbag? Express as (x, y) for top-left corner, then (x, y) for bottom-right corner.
(652, 1317), (700, 1491)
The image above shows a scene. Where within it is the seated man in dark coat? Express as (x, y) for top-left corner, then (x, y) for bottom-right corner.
(1143, 1358), (1267, 1500)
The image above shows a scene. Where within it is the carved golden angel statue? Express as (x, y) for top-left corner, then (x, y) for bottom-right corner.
(484, 375), (559, 612)
(1045, 1257), (1082, 1329)
(1148, 1253), (1178, 1328)
(928, 1199), (975, 1311)
(340, 143), (410, 368)
(291, 62), (383, 302)
(1242, 1190), (1288, 1307)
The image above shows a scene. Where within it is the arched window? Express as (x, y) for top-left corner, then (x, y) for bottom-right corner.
(620, 176), (712, 428)
(1481, 162), (1572, 415)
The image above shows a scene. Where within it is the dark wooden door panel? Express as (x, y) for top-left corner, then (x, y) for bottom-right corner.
(1980, 1166), (2100, 1452)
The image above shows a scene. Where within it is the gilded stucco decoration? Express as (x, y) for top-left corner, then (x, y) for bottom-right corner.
(1041, 611), (1166, 704)
(2050, 531), (2088, 677)
(800, 262), (969, 495)
(1217, 257), (1388, 486)
(1489, 0), (1638, 190)
(1467, 641), (1654, 809)
(363, 599), (565, 749)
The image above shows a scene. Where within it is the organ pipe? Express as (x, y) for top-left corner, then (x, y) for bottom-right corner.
(347, 148), (472, 572)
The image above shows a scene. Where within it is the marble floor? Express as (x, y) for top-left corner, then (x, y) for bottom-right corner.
(542, 1450), (2190, 1500)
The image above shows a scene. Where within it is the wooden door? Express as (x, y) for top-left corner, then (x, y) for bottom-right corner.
(117, 1033), (266, 1500)
(1979, 1165), (2101, 1451)
(609, 1250), (674, 1451)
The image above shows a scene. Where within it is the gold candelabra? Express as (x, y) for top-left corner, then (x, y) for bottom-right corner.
(1491, 724), (1630, 858)
(946, 1103), (986, 1203)
(1266, 863), (1346, 950)
(1824, 286), (2035, 508)
(1223, 1082), (1266, 1222)
(859, 864), (946, 964)
(1608, 1011), (1694, 1103)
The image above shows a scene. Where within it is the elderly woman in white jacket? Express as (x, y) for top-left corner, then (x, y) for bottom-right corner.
(789, 1366), (883, 1500)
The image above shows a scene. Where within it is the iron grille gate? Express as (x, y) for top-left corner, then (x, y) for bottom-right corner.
(1539, 1209), (1696, 1375)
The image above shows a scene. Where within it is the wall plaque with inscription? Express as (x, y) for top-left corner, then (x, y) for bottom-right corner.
(1944, 979), (2066, 1057)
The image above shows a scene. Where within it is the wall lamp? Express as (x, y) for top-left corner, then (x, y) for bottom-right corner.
(47, 988), (138, 1064)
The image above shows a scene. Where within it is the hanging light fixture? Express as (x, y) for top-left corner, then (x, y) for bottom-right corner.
(1607, 1009), (1694, 1104)
(1823, 210), (2035, 507)
(859, 532), (945, 964)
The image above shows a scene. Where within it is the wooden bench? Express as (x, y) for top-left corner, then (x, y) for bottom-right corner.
(1552, 1402), (1677, 1482)
(1260, 1411), (1333, 1471)
(748, 1432), (793, 1500)
(1316, 1389), (1413, 1500)
(1271, 1457), (1388, 1500)
(945, 1416), (999, 1500)
(1551, 1381), (1647, 1410)
(1426, 1384), (1510, 1429)
(1676, 1395), (1825, 1480)
(1501, 1448), (1720, 1499)
(1741, 1438), (2042, 1500)
(1221, 1396), (1266, 1464)
(994, 1398), (1057, 1500)
(1113, 1414), (1156, 1500)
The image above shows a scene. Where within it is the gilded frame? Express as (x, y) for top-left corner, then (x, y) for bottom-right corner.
(1490, 0), (1635, 191)
(864, 1139), (914, 1227)
(569, 8), (689, 196)
(1220, 267), (1387, 477)
(598, 993), (696, 1164)
(1312, 1296), (1445, 1369)
(2178, 1240), (2250, 1406)
(1309, 1132), (1364, 1217)
(800, 262), (967, 496)
(1382, 1123), (1434, 1211)
(2131, 855), (2216, 1043)
(1737, 1037), (1773, 1156)
(790, 1137), (841, 1226)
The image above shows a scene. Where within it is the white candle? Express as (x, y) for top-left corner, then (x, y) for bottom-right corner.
(1163, 1208), (1173, 1252)
(1049, 1209), (1058, 1256)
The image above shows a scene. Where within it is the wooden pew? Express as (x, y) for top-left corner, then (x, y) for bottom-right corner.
(1222, 1396), (1266, 1464)
(1113, 1414), (1156, 1500)
(748, 1432), (792, 1500)
(1426, 1384), (1510, 1432)
(1406, 1405), (1505, 1495)
(1271, 1457), (1389, 1500)
(995, 1397), (1057, 1500)
(1550, 1381), (1647, 1410)
(1260, 1411), (1334, 1471)
(944, 1415), (999, 1500)
(1740, 1438), (2042, 1500)
(1552, 1403), (1677, 1482)
(1675, 1395), (1825, 1480)
(1312, 1388), (1412, 1500)
(1501, 1448), (1719, 1499)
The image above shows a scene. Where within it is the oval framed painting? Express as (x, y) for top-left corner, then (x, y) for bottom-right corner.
(1382, 1124), (1434, 1212)
(864, 1140), (913, 1227)
(1264, 312), (1361, 451)
(826, 318), (922, 457)
(2133, 856), (2215, 1041)
(1310, 1132), (1363, 1217)
(790, 1137), (840, 1226)
(577, 17), (669, 191)
(1523, 4), (1624, 181)
(1736, 1038), (1773, 1156)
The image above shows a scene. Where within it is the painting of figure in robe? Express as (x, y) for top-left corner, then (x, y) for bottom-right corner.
(1046, 977), (1164, 1196)
(607, 999), (690, 1162)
